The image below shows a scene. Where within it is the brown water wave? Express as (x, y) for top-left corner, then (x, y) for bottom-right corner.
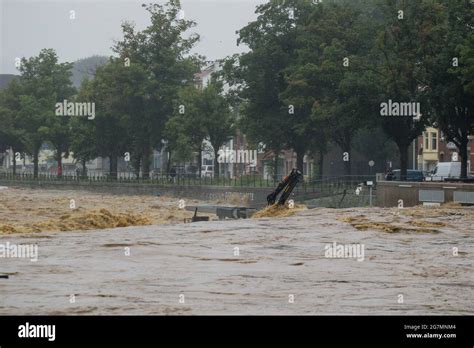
(0, 206), (473, 315)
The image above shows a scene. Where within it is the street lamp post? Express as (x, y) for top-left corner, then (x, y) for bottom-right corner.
(368, 160), (375, 207)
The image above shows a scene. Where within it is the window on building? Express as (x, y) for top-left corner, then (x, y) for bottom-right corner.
(424, 132), (429, 149)
(431, 132), (437, 151)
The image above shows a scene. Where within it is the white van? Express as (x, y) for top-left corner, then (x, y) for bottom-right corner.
(427, 162), (461, 181)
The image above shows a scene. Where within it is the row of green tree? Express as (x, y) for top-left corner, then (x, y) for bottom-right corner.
(221, 0), (474, 179)
(0, 1), (233, 179)
(1, 0), (473, 179)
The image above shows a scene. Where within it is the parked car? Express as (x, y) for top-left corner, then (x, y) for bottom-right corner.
(385, 169), (425, 182)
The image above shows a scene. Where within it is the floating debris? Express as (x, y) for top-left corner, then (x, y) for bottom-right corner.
(339, 215), (440, 234)
(410, 220), (447, 228)
(252, 204), (307, 219)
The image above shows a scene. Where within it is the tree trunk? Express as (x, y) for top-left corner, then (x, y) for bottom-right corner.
(273, 150), (280, 181)
(343, 145), (351, 176)
(109, 155), (118, 180)
(398, 143), (409, 181)
(213, 146), (220, 178)
(141, 146), (151, 179)
(459, 136), (468, 179)
(134, 156), (141, 179)
(318, 147), (324, 179)
(33, 147), (39, 179)
(82, 160), (87, 178)
(166, 150), (172, 175)
(12, 148), (16, 175)
(57, 151), (63, 178)
(198, 147), (202, 178)
(296, 150), (305, 173)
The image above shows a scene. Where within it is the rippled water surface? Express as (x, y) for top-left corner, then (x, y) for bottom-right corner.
(1, 207), (473, 315)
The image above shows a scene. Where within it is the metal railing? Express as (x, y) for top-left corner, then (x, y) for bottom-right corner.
(0, 170), (376, 192)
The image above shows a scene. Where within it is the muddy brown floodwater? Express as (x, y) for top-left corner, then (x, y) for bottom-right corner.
(0, 188), (473, 315)
(0, 187), (219, 233)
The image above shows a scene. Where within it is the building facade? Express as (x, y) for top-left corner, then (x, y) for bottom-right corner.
(417, 127), (474, 173)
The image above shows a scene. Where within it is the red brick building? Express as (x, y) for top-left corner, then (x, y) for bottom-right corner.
(417, 127), (474, 174)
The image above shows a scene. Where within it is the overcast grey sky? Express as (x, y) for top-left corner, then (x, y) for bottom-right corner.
(0, 0), (267, 74)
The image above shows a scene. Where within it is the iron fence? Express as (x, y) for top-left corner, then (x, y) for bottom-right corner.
(0, 170), (375, 192)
